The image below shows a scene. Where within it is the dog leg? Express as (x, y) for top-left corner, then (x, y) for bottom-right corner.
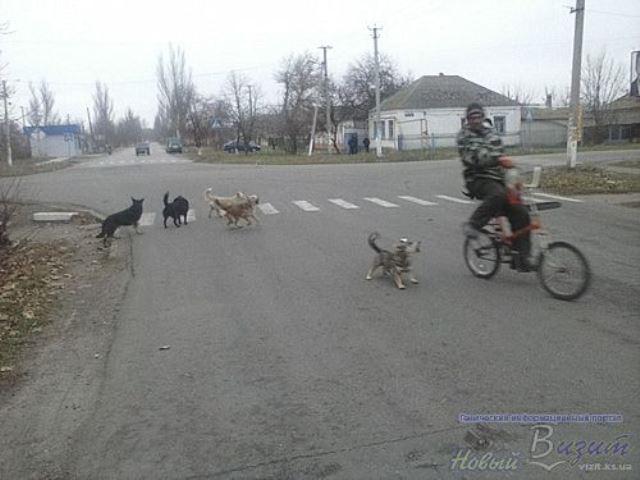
(134, 223), (143, 235)
(366, 263), (381, 280)
(394, 271), (406, 289)
(409, 274), (419, 284)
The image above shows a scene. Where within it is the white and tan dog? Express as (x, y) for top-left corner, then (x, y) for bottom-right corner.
(203, 188), (260, 226)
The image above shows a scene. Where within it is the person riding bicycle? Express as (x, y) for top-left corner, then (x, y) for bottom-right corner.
(457, 102), (536, 272)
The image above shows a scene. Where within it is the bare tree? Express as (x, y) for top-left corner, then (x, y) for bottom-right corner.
(581, 51), (625, 143)
(274, 52), (321, 154)
(27, 80), (59, 126)
(501, 84), (535, 106)
(114, 108), (142, 147)
(223, 72), (262, 153)
(341, 53), (412, 120)
(92, 81), (115, 147)
(156, 44), (195, 139)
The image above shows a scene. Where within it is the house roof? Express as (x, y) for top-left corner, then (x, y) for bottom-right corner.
(379, 75), (520, 111)
(23, 124), (81, 136)
(524, 107), (570, 121)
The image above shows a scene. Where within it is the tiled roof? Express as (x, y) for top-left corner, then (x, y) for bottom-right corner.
(379, 75), (520, 111)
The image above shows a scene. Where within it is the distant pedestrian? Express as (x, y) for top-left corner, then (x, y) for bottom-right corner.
(348, 135), (358, 155)
(363, 137), (370, 153)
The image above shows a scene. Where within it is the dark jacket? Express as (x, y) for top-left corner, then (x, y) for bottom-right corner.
(456, 124), (505, 184)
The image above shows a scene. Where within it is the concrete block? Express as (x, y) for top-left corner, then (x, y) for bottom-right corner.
(33, 212), (78, 223)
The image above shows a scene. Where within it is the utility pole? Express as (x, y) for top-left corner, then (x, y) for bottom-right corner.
(319, 45), (333, 153)
(86, 107), (95, 153)
(2, 80), (12, 167)
(369, 25), (383, 158)
(247, 84), (253, 145)
(566, 0), (585, 168)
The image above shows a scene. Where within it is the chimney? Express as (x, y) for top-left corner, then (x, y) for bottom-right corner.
(545, 94), (552, 108)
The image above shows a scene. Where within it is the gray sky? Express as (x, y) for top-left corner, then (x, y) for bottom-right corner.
(1, 0), (639, 126)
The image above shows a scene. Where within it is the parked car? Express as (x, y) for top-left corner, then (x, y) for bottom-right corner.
(135, 141), (150, 156)
(166, 137), (183, 154)
(223, 140), (261, 153)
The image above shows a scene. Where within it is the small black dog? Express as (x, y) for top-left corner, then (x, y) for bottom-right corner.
(96, 197), (144, 247)
(162, 192), (189, 228)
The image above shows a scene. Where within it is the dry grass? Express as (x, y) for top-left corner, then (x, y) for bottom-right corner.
(0, 241), (74, 376)
(533, 165), (640, 195)
(0, 158), (79, 177)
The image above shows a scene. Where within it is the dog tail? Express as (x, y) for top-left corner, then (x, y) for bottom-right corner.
(368, 232), (381, 253)
(163, 191), (170, 206)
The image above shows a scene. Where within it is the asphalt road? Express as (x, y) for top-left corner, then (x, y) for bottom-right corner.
(2, 145), (639, 479)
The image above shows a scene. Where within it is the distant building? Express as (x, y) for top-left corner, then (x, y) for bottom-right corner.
(23, 124), (83, 158)
(371, 74), (521, 150)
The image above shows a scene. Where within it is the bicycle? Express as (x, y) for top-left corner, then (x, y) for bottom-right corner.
(463, 166), (591, 301)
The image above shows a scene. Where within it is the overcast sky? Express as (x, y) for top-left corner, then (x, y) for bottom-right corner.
(1, 0), (639, 126)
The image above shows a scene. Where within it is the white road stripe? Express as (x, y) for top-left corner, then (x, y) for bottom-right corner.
(436, 195), (473, 204)
(293, 200), (320, 212)
(258, 203), (279, 215)
(523, 196), (546, 204)
(363, 197), (399, 208)
(532, 192), (584, 203)
(398, 195), (438, 206)
(139, 212), (156, 226)
(187, 209), (196, 222)
(328, 199), (360, 209)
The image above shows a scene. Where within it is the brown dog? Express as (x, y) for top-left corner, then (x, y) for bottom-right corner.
(222, 195), (260, 227)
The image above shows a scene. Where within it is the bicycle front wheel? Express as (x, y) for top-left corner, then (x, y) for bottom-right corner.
(464, 230), (501, 279)
(538, 241), (591, 301)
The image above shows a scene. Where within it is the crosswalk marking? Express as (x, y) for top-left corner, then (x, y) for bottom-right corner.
(139, 212), (156, 226)
(398, 195), (438, 206)
(187, 209), (196, 222)
(258, 203), (279, 215)
(436, 195), (473, 204)
(532, 192), (583, 203)
(293, 200), (320, 212)
(363, 197), (399, 208)
(328, 199), (360, 209)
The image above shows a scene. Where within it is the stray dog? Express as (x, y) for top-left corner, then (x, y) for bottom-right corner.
(96, 197), (144, 247)
(365, 232), (421, 289)
(204, 189), (249, 219)
(222, 195), (260, 227)
(162, 191), (189, 228)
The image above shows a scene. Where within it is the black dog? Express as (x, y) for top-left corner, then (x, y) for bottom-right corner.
(162, 192), (189, 228)
(96, 197), (144, 247)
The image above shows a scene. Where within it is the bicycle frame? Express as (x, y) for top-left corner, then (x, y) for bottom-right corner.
(485, 167), (555, 258)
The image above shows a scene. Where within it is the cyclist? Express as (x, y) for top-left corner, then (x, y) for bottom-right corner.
(457, 102), (536, 272)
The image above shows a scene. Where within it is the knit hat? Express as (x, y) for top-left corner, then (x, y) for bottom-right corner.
(466, 102), (485, 118)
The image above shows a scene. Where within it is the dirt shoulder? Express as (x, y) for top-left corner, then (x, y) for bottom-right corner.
(0, 203), (132, 479)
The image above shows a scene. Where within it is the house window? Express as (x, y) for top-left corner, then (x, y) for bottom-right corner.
(493, 116), (506, 134)
(378, 121), (386, 140)
(388, 120), (394, 140)
(404, 112), (415, 117)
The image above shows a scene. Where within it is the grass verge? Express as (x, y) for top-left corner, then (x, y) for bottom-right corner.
(533, 164), (640, 195)
(0, 158), (80, 177)
(0, 241), (73, 376)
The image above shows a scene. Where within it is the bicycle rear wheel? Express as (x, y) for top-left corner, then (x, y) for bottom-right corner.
(464, 230), (501, 279)
(538, 241), (591, 300)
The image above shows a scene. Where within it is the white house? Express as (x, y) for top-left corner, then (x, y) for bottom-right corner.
(23, 124), (83, 158)
(370, 74), (522, 150)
